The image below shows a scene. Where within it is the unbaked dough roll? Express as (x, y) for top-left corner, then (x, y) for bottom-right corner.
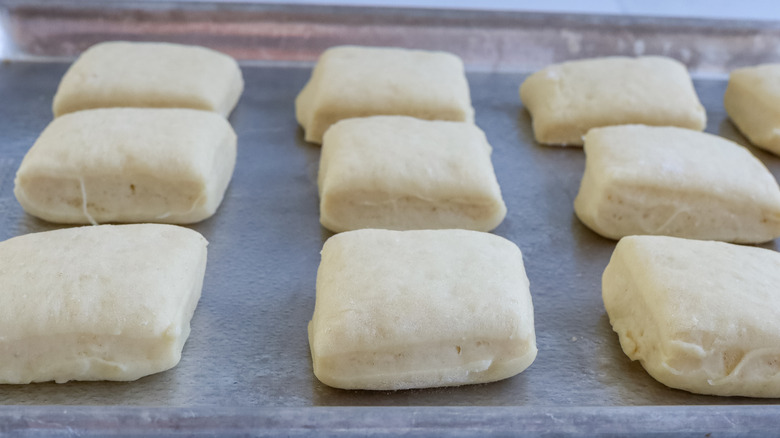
(0, 224), (207, 384)
(53, 41), (244, 117)
(309, 229), (537, 390)
(724, 63), (780, 156)
(603, 235), (780, 397)
(318, 116), (506, 232)
(14, 108), (237, 225)
(574, 125), (780, 243)
(520, 56), (706, 145)
(296, 45), (474, 144)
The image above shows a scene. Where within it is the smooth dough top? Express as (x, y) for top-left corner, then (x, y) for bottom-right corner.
(52, 41), (244, 117)
(18, 108), (234, 180)
(519, 56), (706, 145)
(318, 116), (506, 232)
(17, 108), (235, 186)
(310, 228), (534, 358)
(574, 125), (780, 243)
(603, 235), (780, 397)
(295, 45), (474, 144)
(0, 224), (208, 342)
(581, 124), (779, 198)
(728, 63), (780, 100)
(724, 63), (780, 155)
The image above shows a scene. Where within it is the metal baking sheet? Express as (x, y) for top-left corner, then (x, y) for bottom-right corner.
(2, 2), (780, 436)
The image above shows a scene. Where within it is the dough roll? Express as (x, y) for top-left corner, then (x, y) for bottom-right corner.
(14, 108), (237, 225)
(0, 224), (207, 384)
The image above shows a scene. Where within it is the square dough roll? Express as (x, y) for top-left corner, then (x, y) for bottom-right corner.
(0, 224), (207, 384)
(52, 41), (244, 117)
(295, 45), (474, 144)
(603, 235), (780, 397)
(519, 56), (706, 145)
(308, 229), (537, 390)
(724, 63), (780, 156)
(318, 116), (506, 233)
(14, 108), (237, 225)
(574, 125), (780, 243)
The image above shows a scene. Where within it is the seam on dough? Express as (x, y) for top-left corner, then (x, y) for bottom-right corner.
(660, 359), (685, 376)
(707, 347), (780, 386)
(355, 195), (496, 207)
(155, 193), (207, 220)
(79, 177), (98, 226)
(651, 206), (691, 234)
(668, 339), (708, 359)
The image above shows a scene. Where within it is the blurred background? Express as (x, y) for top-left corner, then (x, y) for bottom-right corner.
(5, 0), (780, 74)
(233, 0), (780, 21)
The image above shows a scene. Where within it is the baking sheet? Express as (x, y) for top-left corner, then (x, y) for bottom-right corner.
(2, 1), (780, 435)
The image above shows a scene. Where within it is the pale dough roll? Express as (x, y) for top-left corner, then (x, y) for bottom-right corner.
(0, 224), (207, 384)
(318, 116), (506, 233)
(724, 63), (780, 156)
(14, 108), (237, 225)
(296, 45), (474, 144)
(52, 41), (244, 117)
(519, 56), (706, 145)
(309, 229), (537, 390)
(603, 235), (780, 397)
(574, 125), (780, 243)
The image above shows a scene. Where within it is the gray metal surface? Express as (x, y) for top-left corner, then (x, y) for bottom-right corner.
(2, 2), (780, 435)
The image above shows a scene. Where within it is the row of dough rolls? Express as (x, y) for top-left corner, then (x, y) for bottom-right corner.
(297, 46), (506, 234)
(520, 55), (780, 397)
(1, 41), (245, 384)
(18, 41), (243, 226)
(297, 46), (537, 390)
(520, 55), (780, 244)
(520, 56), (780, 158)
